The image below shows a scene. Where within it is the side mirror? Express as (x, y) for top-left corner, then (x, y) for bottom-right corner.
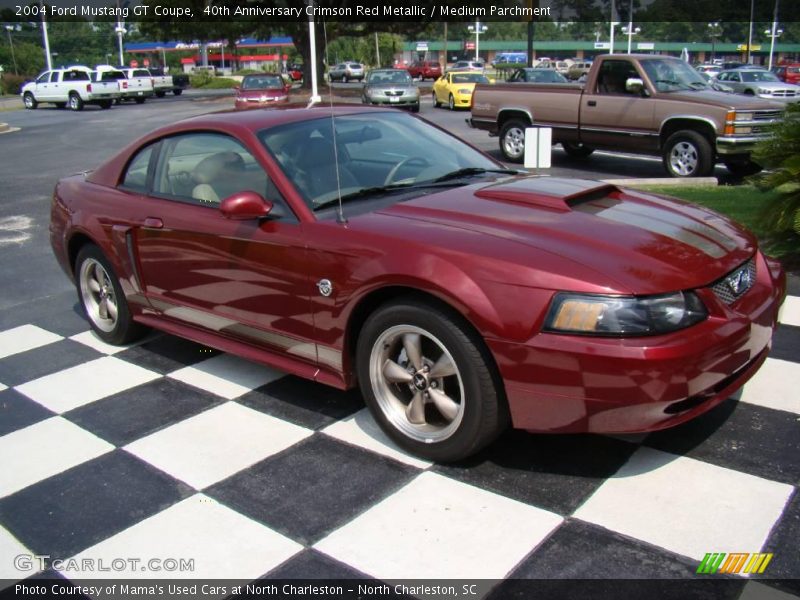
(625, 77), (645, 94)
(220, 191), (273, 220)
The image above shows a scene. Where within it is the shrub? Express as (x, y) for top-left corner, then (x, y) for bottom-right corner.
(752, 103), (800, 245)
(1, 73), (29, 96)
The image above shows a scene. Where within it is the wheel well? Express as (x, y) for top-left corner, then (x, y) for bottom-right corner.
(344, 287), (502, 387)
(67, 233), (94, 275)
(659, 119), (715, 149)
(498, 110), (532, 130)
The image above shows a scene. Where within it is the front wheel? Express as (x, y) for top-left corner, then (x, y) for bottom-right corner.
(499, 119), (528, 163)
(75, 245), (148, 345)
(68, 93), (84, 111)
(662, 130), (714, 177)
(357, 300), (507, 462)
(448, 94), (455, 110)
(411, 102), (420, 113)
(23, 93), (38, 109)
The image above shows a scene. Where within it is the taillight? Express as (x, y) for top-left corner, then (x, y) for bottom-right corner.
(87, 83), (92, 93)
(123, 81), (128, 89)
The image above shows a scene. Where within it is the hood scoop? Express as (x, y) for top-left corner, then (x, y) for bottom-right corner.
(475, 177), (619, 212)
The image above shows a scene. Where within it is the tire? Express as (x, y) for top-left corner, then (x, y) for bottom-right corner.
(173, 89), (183, 96)
(432, 91), (440, 108)
(99, 100), (113, 110)
(448, 93), (455, 110)
(343, 74), (348, 83)
(75, 245), (148, 345)
(561, 142), (594, 158)
(662, 130), (714, 177)
(134, 97), (146, 104)
(356, 299), (508, 462)
(68, 93), (84, 111)
(499, 119), (528, 163)
(411, 102), (420, 113)
(155, 90), (166, 98)
(23, 93), (38, 109)
(724, 159), (762, 177)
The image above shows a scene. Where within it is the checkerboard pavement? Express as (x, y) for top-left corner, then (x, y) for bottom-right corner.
(0, 286), (798, 598)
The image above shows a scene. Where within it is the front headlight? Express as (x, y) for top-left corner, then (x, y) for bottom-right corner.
(457, 88), (472, 95)
(734, 111), (754, 121)
(544, 291), (707, 336)
(757, 88), (772, 95)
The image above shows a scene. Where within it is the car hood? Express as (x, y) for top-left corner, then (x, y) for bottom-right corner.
(362, 177), (756, 294)
(365, 84), (417, 93)
(663, 89), (786, 109)
(237, 89), (286, 98)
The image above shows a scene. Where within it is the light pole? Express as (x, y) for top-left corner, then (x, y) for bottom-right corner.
(5, 25), (18, 75)
(765, 27), (783, 70)
(467, 21), (487, 62)
(115, 23), (126, 66)
(622, 25), (641, 54)
(609, 0), (619, 54)
(708, 22), (722, 63)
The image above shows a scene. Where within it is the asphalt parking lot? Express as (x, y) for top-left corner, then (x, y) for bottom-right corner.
(0, 92), (798, 598)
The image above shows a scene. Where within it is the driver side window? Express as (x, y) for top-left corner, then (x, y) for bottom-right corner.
(152, 133), (268, 207)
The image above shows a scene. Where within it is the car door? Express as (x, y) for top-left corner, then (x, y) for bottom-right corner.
(123, 132), (317, 363)
(433, 74), (447, 103)
(579, 58), (657, 152)
(726, 71), (743, 93)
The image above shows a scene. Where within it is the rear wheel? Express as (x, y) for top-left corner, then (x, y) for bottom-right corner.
(75, 245), (148, 345)
(561, 142), (594, 158)
(499, 119), (528, 163)
(68, 93), (84, 111)
(23, 93), (38, 109)
(662, 130), (713, 177)
(357, 300), (507, 462)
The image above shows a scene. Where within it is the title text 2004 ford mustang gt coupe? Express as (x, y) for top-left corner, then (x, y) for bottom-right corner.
(50, 106), (786, 462)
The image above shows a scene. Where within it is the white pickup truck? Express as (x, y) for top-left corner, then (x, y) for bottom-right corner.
(98, 66), (154, 104)
(21, 67), (120, 111)
(148, 67), (187, 97)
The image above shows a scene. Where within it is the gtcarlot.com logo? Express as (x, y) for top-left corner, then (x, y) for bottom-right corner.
(14, 554), (195, 573)
(696, 552), (773, 575)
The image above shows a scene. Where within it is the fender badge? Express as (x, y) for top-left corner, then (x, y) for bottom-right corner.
(317, 279), (333, 297)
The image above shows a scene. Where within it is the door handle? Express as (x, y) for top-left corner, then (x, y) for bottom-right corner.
(142, 217), (163, 229)
(587, 100), (597, 107)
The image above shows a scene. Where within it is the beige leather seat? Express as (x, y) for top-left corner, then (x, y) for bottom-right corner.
(191, 152), (245, 204)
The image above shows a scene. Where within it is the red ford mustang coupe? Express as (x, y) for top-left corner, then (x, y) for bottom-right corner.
(50, 106), (786, 462)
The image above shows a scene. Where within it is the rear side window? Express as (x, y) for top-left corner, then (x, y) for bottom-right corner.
(133, 70), (150, 77)
(121, 145), (155, 192)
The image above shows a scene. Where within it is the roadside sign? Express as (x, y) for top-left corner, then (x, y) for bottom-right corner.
(524, 127), (552, 169)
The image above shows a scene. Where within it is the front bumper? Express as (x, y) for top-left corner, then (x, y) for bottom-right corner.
(716, 135), (772, 155)
(490, 253), (786, 434)
(234, 96), (289, 110)
(365, 97), (419, 108)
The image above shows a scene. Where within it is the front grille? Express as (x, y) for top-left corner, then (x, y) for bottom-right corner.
(385, 90), (403, 97)
(711, 258), (756, 305)
(752, 110), (783, 121)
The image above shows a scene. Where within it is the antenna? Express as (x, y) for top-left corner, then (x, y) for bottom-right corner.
(322, 19), (347, 225)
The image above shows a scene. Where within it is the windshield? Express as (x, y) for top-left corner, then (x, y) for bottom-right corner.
(259, 112), (499, 215)
(452, 73), (489, 84)
(367, 70), (413, 84)
(640, 58), (709, 92)
(741, 71), (780, 82)
(241, 75), (284, 90)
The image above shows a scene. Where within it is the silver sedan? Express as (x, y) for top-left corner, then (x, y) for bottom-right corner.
(715, 69), (800, 102)
(361, 69), (420, 112)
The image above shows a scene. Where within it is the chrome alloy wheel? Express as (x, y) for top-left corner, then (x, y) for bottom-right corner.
(79, 258), (118, 333)
(502, 125), (525, 160)
(369, 325), (465, 443)
(669, 141), (699, 177)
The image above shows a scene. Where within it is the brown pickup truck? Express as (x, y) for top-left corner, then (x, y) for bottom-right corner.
(468, 54), (785, 177)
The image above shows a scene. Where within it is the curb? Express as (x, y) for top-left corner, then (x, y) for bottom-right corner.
(0, 122), (20, 134)
(602, 177), (718, 187)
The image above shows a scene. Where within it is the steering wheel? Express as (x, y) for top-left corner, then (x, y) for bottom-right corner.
(384, 156), (430, 185)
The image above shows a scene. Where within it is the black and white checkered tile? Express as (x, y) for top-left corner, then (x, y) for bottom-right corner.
(0, 288), (798, 598)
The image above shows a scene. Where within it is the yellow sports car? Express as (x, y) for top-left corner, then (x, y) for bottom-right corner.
(432, 71), (491, 110)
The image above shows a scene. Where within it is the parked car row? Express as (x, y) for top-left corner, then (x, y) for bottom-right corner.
(20, 65), (187, 111)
